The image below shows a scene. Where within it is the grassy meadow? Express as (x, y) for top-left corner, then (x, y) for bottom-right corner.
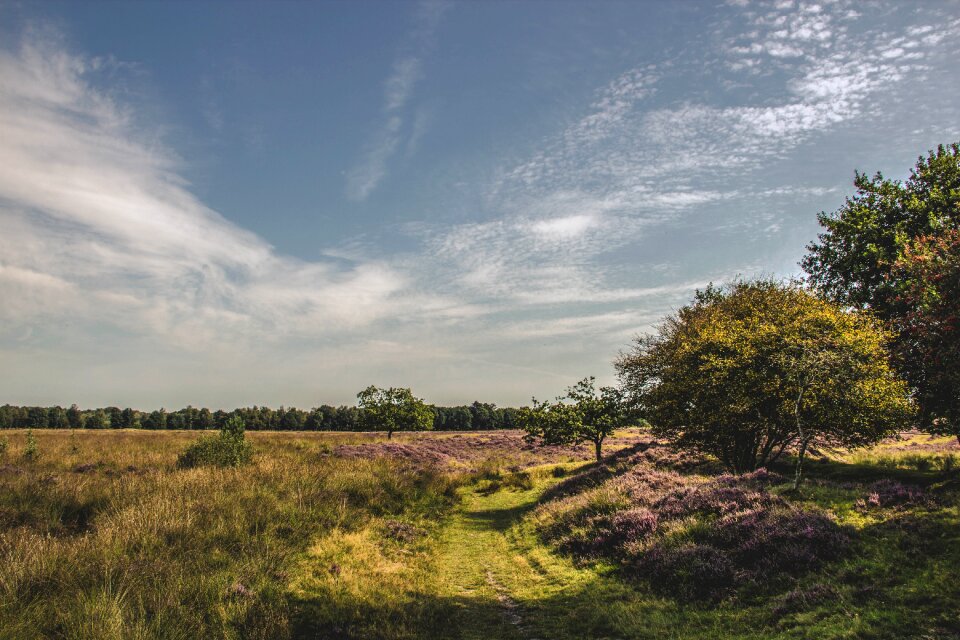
(0, 429), (957, 639)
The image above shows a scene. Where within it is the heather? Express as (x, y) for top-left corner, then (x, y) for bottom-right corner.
(534, 460), (850, 602)
(1, 428), (958, 639)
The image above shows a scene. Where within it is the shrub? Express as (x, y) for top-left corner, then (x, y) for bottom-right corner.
(635, 544), (736, 602)
(539, 467), (849, 602)
(0, 437), (7, 456)
(23, 430), (39, 461)
(709, 507), (848, 576)
(177, 416), (252, 469)
(599, 508), (658, 552)
(856, 479), (927, 509)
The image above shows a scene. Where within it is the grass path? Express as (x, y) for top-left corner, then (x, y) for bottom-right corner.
(432, 468), (628, 640)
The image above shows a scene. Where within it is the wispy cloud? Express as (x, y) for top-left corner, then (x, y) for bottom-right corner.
(432, 0), (960, 318)
(2, 1), (958, 407)
(0, 30), (449, 351)
(345, 1), (448, 201)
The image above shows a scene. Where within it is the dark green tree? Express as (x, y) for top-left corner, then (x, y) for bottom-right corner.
(802, 143), (960, 440)
(890, 230), (960, 443)
(519, 377), (630, 462)
(802, 143), (960, 315)
(357, 386), (434, 439)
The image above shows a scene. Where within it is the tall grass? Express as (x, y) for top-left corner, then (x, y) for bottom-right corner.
(0, 430), (459, 639)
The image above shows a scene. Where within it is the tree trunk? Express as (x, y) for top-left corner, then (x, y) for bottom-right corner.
(594, 439), (603, 462)
(387, 430), (393, 440)
(793, 438), (809, 491)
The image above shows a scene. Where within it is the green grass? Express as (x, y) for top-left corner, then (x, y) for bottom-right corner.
(1, 430), (958, 639)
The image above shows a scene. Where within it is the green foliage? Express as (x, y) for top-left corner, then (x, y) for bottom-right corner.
(890, 230), (960, 441)
(177, 415), (252, 468)
(0, 436), (7, 456)
(23, 429), (39, 461)
(802, 143), (960, 440)
(519, 377), (630, 461)
(616, 279), (914, 480)
(357, 386), (434, 439)
(802, 142), (960, 314)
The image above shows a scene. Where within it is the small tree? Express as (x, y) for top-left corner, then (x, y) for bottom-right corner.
(23, 430), (39, 462)
(357, 386), (434, 439)
(519, 377), (629, 462)
(616, 280), (914, 486)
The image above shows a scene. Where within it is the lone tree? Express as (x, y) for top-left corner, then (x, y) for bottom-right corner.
(519, 377), (629, 462)
(803, 143), (960, 440)
(357, 386), (434, 439)
(890, 230), (960, 443)
(616, 280), (913, 487)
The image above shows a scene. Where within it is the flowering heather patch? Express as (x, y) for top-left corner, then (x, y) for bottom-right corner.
(856, 479), (928, 510)
(595, 508), (659, 553)
(537, 461), (848, 602)
(634, 543), (736, 602)
(333, 430), (654, 471)
(707, 507), (848, 575)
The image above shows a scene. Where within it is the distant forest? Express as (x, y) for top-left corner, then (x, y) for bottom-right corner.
(0, 402), (518, 432)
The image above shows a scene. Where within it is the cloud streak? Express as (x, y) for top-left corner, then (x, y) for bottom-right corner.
(345, 1), (448, 201)
(0, 30), (444, 353)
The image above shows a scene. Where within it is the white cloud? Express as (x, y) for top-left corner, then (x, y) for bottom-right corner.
(345, 1), (449, 201)
(0, 31), (427, 351)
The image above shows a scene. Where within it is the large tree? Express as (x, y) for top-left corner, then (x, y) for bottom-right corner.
(519, 377), (629, 462)
(357, 386), (434, 439)
(616, 280), (913, 486)
(802, 143), (960, 438)
(890, 230), (960, 442)
(802, 143), (960, 315)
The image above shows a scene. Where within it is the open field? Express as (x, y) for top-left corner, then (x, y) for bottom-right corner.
(1, 429), (958, 639)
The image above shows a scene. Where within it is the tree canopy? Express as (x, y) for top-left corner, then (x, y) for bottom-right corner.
(519, 377), (630, 461)
(356, 386), (434, 439)
(890, 230), (960, 441)
(616, 280), (913, 484)
(802, 143), (960, 316)
(802, 142), (960, 440)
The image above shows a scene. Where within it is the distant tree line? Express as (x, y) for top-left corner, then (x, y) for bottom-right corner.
(0, 401), (518, 432)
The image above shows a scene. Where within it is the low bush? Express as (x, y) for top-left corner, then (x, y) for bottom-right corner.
(856, 479), (928, 509)
(635, 543), (736, 602)
(177, 416), (252, 469)
(537, 465), (849, 602)
(23, 430), (39, 462)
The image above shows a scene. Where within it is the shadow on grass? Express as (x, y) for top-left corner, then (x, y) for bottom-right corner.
(771, 455), (960, 488)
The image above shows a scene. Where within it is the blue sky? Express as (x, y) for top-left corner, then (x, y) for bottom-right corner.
(1, 0), (958, 409)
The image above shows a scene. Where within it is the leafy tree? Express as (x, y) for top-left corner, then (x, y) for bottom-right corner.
(304, 409), (325, 431)
(520, 377), (629, 462)
(802, 143), (960, 315)
(802, 144), (960, 440)
(616, 280), (913, 486)
(143, 409), (167, 430)
(85, 409), (108, 429)
(357, 386), (434, 439)
(890, 230), (960, 443)
(66, 404), (82, 430)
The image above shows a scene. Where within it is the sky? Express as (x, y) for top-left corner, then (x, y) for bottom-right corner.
(1, 0), (959, 410)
